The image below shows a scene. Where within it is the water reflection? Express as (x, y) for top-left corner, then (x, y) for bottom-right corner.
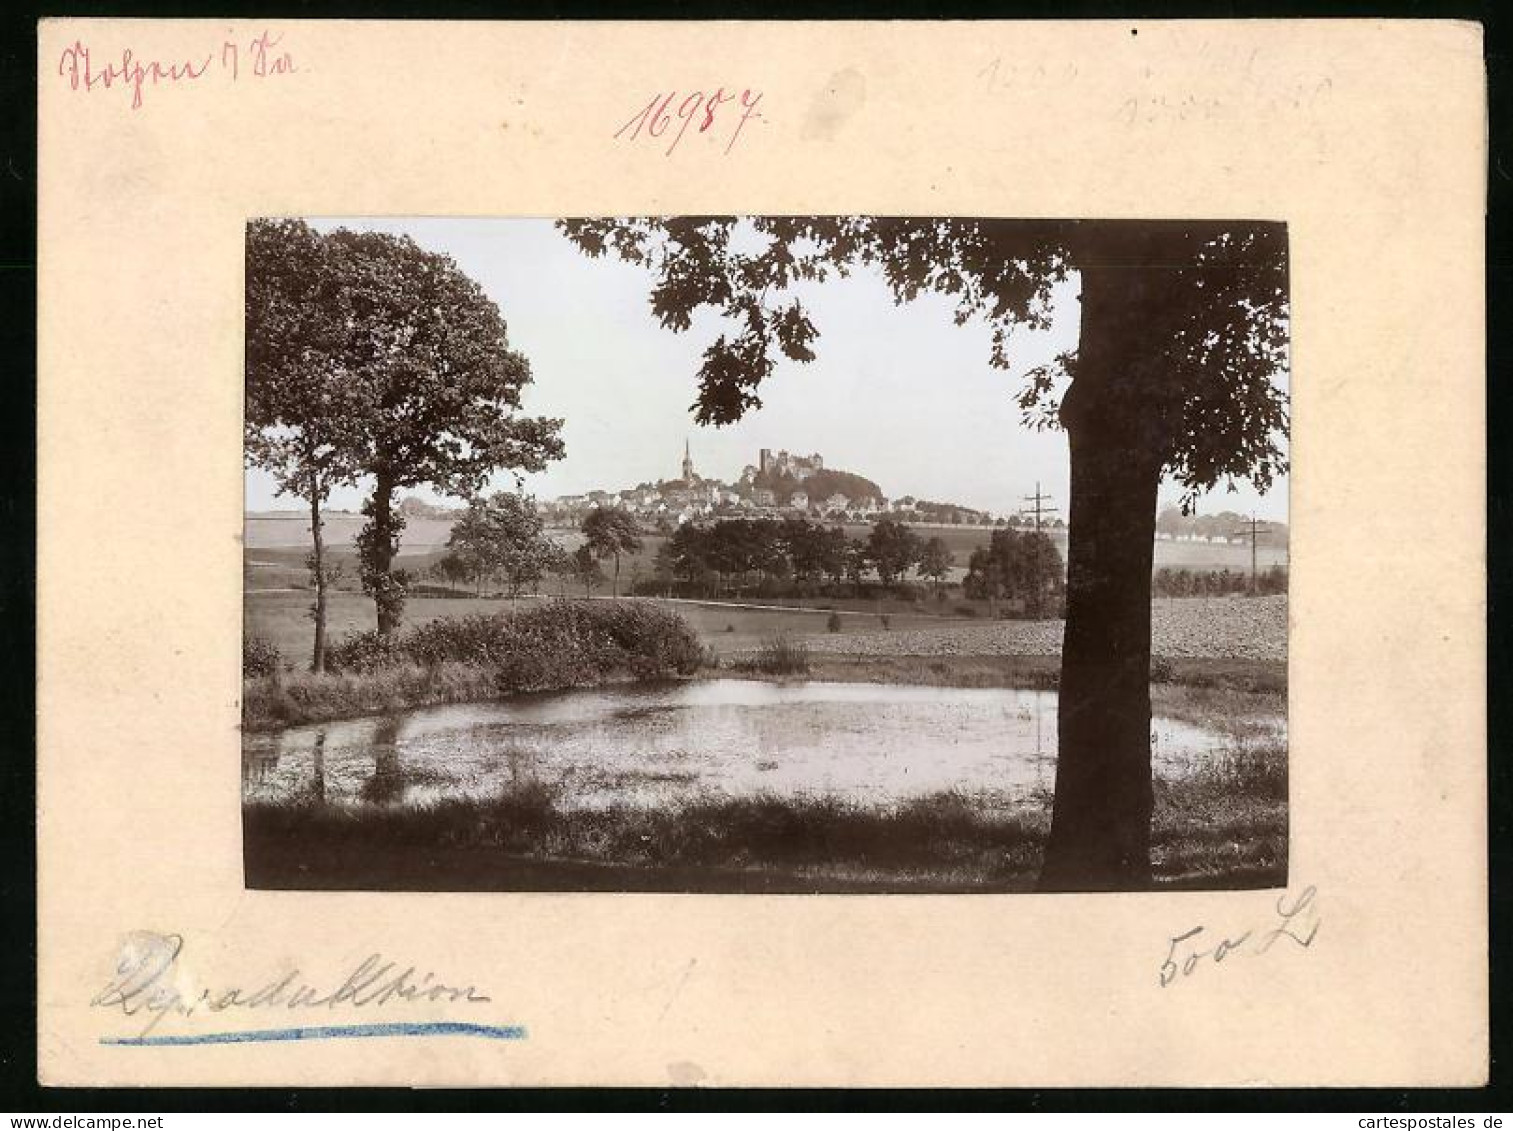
(310, 729), (327, 805)
(241, 680), (1263, 812)
(242, 746), (280, 788)
(358, 716), (405, 804)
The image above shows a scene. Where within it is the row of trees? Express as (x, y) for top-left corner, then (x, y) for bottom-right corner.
(1156, 505), (1290, 547)
(433, 492), (565, 599)
(431, 504), (1071, 608)
(429, 501), (646, 600)
(962, 527), (1066, 616)
(1152, 565), (1288, 598)
(245, 220), (564, 672)
(653, 516), (960, 598)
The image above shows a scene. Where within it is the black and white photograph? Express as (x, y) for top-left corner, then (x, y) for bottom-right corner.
(241, 215), (1290, 895)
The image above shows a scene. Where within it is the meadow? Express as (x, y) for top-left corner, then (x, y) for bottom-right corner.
(245, 516), (1289, 595)
(245, 588), (949, 667)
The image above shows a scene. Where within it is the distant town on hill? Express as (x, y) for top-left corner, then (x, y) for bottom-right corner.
(268, 438), (1287, 546)
(538, 441), (1002, 528)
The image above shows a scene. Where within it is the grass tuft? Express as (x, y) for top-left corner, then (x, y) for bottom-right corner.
(740, 635), (812, 676)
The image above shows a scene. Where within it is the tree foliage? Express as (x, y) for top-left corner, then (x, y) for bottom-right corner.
(665, 517), (853, 597)
(919, 536), (954, 588)
(581, 507), (644, 596)
(963, 528), (1064, 609)
(447, 492), (560, 599)
(248, 219), (565, 634)
(431, 551), (472, 593)
(866, 518), (924, 587)
(571, 543), (606, 597)
(245, 221), (364, 496)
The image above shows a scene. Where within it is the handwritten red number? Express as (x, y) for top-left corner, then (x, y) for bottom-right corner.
(617, 88), (763, 156)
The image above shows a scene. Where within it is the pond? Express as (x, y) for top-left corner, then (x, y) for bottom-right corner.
(242, 679), (1243, 810)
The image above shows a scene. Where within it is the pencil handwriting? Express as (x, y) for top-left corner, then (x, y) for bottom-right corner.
(1159, 885), (1320, 987)
(91, 931), (491, 1037)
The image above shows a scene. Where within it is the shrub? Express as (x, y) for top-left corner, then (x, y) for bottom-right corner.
(1150, 655), (1175, 682)
(879, 614), (891, 630)
(324, 601), (705, 689)
(953, 605), (979, 618)
(747, 635), (811, 676)
(326, 630), (409, 674)
(826, 612), (843, 632)
(242, 637), (284, 678)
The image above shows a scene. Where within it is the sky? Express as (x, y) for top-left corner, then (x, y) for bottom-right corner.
(244, 218), (1290, 523)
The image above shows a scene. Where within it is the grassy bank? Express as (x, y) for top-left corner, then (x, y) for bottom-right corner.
(243, 740), (1286, 893)
(245, 662), (521, 733)
(244, 600), (705, 731)
(724, 648), (1285, 697)
(246, 628), (1286, 733)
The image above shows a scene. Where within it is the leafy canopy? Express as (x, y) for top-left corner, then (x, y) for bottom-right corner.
(245, 219), (367, 497)
(249, 219), (565, 500)
(581, 506), (644, 562)
(317, 225), (565, 495)
(448, 492), (560, 597)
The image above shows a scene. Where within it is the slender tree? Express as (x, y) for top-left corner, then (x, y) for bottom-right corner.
(867, 517), (924, 589)
(559, 216), (1288, 890)
(539, 542), (572, 598)
(245, 220), (363, 673)
(432, 551), (471, 595)
(652, 542), (678, 596)
(448, 492), (558, 602)
(581, 506), (643, 597)
(571, 543), (606, 598)
(919, 536), (954, 595)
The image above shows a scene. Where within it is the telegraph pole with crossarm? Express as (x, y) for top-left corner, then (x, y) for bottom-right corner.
(1230, 514), (1271, 593)
(1019, 482), (1059, 617)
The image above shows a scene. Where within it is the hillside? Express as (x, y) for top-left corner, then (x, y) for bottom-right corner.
(758, 467), (883, 504)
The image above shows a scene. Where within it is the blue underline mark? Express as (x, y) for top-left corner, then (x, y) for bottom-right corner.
(101, 1021), (528, 1046)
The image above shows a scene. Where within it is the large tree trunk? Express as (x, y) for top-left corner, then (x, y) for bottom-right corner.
(1037, 258), (1173, 892)
(360, 471), (405, 635)
(1039, 405), (1162, 889)
(307, 472), (327, 673)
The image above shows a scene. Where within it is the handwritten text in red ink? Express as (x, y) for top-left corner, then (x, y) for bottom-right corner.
(219, 31), (295, 84)
(614, 89), (763, 156)
(57, 30), (294, 111)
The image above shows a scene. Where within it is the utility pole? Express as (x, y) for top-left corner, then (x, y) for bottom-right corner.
(1230, 514), (1271, 593)
(1018, 482), (1059, 618)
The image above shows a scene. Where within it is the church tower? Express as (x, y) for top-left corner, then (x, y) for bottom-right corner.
(681, 437), (695, 482)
